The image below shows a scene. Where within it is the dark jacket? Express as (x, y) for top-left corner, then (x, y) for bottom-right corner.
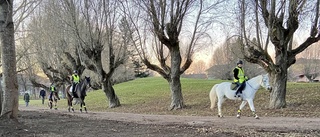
(24, 93), (30, 102)
(39, 90), (46, 97)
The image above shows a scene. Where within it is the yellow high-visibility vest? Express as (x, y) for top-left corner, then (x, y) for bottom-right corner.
(72, 74), (80, 83)
(233, 67), (246, 83)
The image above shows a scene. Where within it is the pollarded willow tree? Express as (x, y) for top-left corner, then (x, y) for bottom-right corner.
(27, 0), (86, 88)
(59, 0), (133, 108)
(122, 0), (225, 110)
(238, 0), (320, 108)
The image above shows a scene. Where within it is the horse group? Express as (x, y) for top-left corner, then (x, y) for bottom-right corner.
(47, 74), (271, 119)
(48, 76), (91, 113)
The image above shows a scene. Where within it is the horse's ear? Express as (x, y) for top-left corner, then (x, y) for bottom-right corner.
(85, 76), (90, 81)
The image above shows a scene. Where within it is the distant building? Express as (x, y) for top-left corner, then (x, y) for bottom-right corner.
(295, 74), (320, 83)
(290, 58), (320, 82)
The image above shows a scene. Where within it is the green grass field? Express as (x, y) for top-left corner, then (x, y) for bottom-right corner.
(22, 77), (320, 117)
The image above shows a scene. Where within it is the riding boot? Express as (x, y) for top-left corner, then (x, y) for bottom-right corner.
(71, 88), (75, 98)
(234, 91), (239, 97)
(235, 83), (244, 97)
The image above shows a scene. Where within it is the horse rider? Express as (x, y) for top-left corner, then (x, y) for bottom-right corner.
(71, 70), (80, 97)
(49, 83), (56, 101)
(233, 60), (249, 97)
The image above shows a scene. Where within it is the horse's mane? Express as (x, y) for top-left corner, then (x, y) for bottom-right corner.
(249, 74), (262, 81)
(247, 74), (264, 85)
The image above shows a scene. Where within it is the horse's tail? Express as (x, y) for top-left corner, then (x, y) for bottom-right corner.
(209, 84), (218, 110)
(65, 85), (73, 99)
(65, 85), (70, 95)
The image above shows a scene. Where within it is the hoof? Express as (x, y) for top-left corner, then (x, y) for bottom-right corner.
(236, 114), (241, 118)
(218, 115), (223, 118)
(255, 116), (259, 119)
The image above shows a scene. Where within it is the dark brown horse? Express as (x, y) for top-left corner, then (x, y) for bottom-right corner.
(65, 76), (91, 113)
(48, 91), (60, 110)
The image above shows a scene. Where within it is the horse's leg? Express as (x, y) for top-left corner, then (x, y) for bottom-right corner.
(217, 97), (225, 117)
(70, 98), (74, 112)
(80, 101), (83, 113)
(66, 86), (74, 112)
(237, 101), (247, 118)
(54, 99), (58, 110)
(68, 97), (74, 112)
(82, 98), (87, 113)
(247, 99), (259, 119)
(49, 99), (53, 109)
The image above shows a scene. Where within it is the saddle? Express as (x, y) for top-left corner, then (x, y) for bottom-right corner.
(69, 84), (79, 98)
(230, 82), (239, 90)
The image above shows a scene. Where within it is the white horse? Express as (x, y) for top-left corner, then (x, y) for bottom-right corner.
(209, 74), (271, 119)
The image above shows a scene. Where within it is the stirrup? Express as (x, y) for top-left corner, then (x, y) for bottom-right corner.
(234, 94), (241, 98)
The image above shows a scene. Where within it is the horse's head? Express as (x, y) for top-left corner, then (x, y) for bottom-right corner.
(84, 76), (91, 88)
(261, 74), (272, 91)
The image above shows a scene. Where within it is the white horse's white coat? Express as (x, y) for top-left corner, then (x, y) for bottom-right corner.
(209, 74), (271, 119)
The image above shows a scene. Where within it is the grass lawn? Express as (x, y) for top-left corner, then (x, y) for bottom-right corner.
(22, 77), (320, 117)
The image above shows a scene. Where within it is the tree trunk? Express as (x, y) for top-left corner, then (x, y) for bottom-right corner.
(269, 62), (287, 109)
(169, 46), (184, 110)
(0, 0), (18, 119)
(169, 77), (184, 110)
(0, 82), (2, 113)
(102, 78), (120, 108)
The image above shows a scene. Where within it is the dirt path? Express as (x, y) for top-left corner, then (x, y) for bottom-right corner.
(1, 105), (320, 137)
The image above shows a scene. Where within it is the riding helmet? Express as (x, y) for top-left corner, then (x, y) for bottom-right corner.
(237, 60), (243, 65)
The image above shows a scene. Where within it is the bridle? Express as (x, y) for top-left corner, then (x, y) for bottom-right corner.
(246, 75), (268, 91)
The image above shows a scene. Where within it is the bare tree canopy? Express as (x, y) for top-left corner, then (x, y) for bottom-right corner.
(208, 38), (264, 80)
(122, 0), (224, 109)
(238, 0), (320, 108)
